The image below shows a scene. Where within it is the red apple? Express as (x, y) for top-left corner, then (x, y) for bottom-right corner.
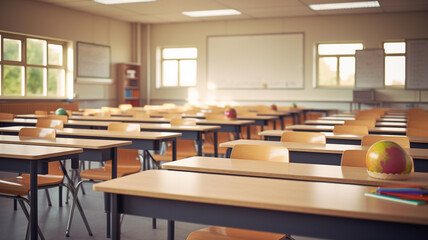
(224, 108), (237, 119)
(270, 104), (277, 111)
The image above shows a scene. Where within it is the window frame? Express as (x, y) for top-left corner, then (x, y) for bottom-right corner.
(383, 41), (406, 88)
(316, 42), (364, 88)
(0, 31), (68, 98)
(160, 47), (197, 88)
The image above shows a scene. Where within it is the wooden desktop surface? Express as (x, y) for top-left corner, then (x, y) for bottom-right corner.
(0, 135), (131, 149)
(321, 116), (407, 122)
(219, 139), (428, 159)
(162, 156), (428, 186)
(305, 120), (407, 127)
(286, 124), (407, 134)
(0, 126), (182, 140)
(93, 170), (428, 226)
(0, 143), (82, 160)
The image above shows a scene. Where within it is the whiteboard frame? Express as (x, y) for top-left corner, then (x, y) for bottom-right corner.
(405, 38), (428, 90)
(206, 32), (305, 90)
(355, 48), (385, 89)
(76, 41), (112, 84)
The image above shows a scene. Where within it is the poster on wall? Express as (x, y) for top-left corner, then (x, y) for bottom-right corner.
(76, 41), (112, 84)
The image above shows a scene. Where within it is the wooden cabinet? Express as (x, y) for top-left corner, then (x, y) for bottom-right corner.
(117, 63), (141, 106)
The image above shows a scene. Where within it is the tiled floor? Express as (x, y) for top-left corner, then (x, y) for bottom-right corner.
(0, 171), (324, 240)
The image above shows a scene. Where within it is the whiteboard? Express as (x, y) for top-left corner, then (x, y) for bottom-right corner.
(77, 42), (111, 82)
(406, 39), (428, 89)
(355, 49), (384, 88)
(207, 33), (304, 89)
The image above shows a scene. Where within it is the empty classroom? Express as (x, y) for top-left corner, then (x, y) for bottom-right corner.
(1, 1), (428, 240)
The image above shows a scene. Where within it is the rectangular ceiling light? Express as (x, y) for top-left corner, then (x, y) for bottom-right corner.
(182, 9), (241, 17)
(309, 1), (380, 11)
(94, 0), (155, 5)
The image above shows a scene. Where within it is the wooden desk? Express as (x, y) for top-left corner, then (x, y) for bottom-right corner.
(0, 120), (216, 156)
(162, 156), (428, 186)
(93, 170), (428, 240)
(321, 116), (407, 122)
(0, 144), (82, 240)
(219, 139), (428, 172)
(305, 119), (407, 128)
(301, 108), (338, 121)
(286, 124), (407, 135)
(259, 130), (428, 149)
(257, 111), (298, 128)
(0, 126), (181, 164)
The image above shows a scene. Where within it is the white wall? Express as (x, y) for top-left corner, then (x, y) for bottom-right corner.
(148, 11), (428, 110)
(0, 0), (133, 108)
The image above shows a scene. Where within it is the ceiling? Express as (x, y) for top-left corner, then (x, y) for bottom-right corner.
(34, 0), (428, 24)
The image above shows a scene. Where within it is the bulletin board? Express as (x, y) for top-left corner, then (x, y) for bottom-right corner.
(76, 41), (112, 84)
(355, 49), (384, 89)
(406, 39), (428, 89)
(207, 33), (304, 89)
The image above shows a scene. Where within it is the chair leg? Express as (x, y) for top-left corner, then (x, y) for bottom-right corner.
(65, 180), (93, 237)
(45, 189), (52, 207)
(18, 198), (45, 240)
(152, 217), (157, 229)
(13, 199), (17, 210)
(59, 185), (63, 207)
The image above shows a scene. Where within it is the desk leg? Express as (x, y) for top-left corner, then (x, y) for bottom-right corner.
(30, 161), (38, 240)
(214, 132), (218, 157)
(172, 139), (177, 161)
(273, 120), (277, 130)
(167, 220), (175, 240)
(247, 125), (251, 139)
(282, 117), (286, 130)
(197, 132), (203, 156)
(112, 194), (121, 240)
(226, 148), (232, 158)
(107, 147), (118, 238)
(236, 126), (241, 140)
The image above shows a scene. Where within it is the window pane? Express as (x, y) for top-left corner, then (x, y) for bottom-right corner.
(163, 48), (197, 59)
(48, 44), (63, 66)
(318, 43), (363, 55)
(318, 57), (337, 86)
(48, 69), (65, 96)
(3, 38), (22, 61)
(384, 42), (405, 54)
(3, 65), (23, 95)
(162, 60), (178, 86)
(27, 38), (47, 65)
(179, 60), (196, 86)
(339, 57), (355, 86)
(385, 56), (405, 87)
(27, 67), (45, 96)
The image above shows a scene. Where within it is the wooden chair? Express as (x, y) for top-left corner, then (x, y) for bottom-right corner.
(36, 119), (64, 130)
(94, 111), (111, 118)
(149, 119), (198, 167)
(66, 122), (141, 236)
(34, 110), (48, 115)
(333, 125), (369, 135)
(340, 149), (367, 167)
(408, 108), (428, 121)
(344, 119), (375, 128)
(361, 135), (410, 148)
(0, 127), (92, 239)
(0, 113), (14, 120)
(187, 144), (290, 240)
(280, 131), (326, 144)
(205, 113), (228, 120)
(118, 104), (133, 112)
(42, 115), (68, 124)
(132, 112), (150, 119)
(407, 127), (428, 137)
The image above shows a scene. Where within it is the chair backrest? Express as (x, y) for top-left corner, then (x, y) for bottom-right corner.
(340, 149), (368, 167)
(34, 110), (48, 115)
(19, 127), (56, 139)
(407, 120), (428, 129)
(205, 113), (228, 120)
(36, 119), (64, 130)
(19, 127), (62, 176)
(408, 108), (428, 121)
(170, 118), (196, 126)
(344, 119), (376, 128)
(361, 135), (410, 148)
(163, 113), (182, 119)
(356, 112), (381, 120)
(333, 125), (369, 135)
(94, 111), (111, 118)
(230, 144), (289, 162)
(355, 115), (378, 121)
(407, 127), (428, 137)
(108, 122), (140, 132)
(42, 115), (68, 124)
(0, 113), (14, 120)
(280, 131), (326, 144)
(118, 104), (133, 111)
(132, 112), (150, 119)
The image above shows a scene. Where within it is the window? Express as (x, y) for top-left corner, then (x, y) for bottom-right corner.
(160, 48), (197, 87)
(316, 43), (363, 87)
(1, 32), (67, 98)
(384, 42), (405, 88)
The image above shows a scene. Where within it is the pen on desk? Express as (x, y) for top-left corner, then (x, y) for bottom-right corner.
(364, 193), (426, 205)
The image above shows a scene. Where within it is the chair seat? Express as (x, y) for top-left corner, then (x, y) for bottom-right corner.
(0, 177), (31, 196)
(151, 153), (195, 162)
(80, 167), (138, 181)
(21, 174), (64, 186)
(104, 160), (141, 172)
(187, 226), (287, 240)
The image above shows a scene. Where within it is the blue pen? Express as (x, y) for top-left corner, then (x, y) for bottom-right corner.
(377, 188), (428, 194)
